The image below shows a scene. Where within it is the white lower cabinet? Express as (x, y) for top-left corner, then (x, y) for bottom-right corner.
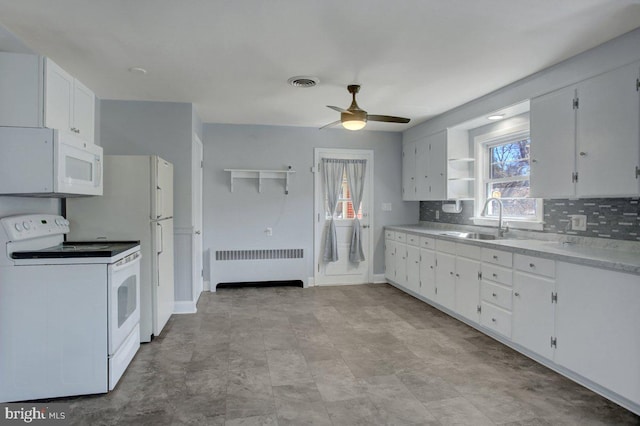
(435, 251), (456, 310)
(419, 248), (436, 299)
(555, 262), (640, 406)
(384, 238), (397, 282)
(512, 271), (555, 359)
(454, 246), (481, 323)
(395, 243), (408, 288)
(406, 245), (421, 294)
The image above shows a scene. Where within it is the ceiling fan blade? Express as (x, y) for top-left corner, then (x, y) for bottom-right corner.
(327, 105), (353, 114)
(367, 114), (410, 124)
(319, 120), (341, 130)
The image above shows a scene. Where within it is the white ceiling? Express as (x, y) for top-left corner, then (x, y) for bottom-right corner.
(1, 0), (639, 131)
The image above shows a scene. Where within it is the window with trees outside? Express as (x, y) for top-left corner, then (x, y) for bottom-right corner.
(476, 129), (542, 225)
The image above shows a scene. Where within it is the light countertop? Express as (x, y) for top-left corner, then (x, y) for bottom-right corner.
(386, 225), (640, 275)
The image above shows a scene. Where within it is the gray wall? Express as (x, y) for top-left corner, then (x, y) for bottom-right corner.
(202, 124), (416, 281)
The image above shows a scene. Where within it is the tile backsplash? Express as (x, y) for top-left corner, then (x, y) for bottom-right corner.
(420, 198), (640, 241)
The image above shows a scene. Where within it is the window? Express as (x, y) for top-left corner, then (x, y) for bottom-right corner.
(326, 170), (362, 220)
(474, 125), (542, 228)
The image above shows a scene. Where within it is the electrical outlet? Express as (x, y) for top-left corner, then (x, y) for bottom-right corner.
(568, 214), (587, 231)
(265, 227), (273, 236)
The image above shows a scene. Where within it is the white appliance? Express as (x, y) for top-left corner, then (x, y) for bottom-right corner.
(0, 126), (103, 197)
(67, 155), (174, 342)
(0, 214), (141, 402)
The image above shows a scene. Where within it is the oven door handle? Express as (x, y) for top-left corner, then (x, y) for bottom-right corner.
(112, 251), (141, 272)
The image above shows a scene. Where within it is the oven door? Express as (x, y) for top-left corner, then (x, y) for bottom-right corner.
(108, 251), (141, 355)
(54, 131), (103, 196)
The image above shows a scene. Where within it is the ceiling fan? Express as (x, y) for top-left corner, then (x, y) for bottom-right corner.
(322, 85), (410, 131)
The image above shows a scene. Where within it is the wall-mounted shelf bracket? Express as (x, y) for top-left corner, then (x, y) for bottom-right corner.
(224, 169), (296, 194)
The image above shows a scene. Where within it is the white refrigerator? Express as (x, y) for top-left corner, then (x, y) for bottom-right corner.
(67, 155), (175, 342)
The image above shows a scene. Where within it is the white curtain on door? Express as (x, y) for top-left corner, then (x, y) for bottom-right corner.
(346, 159), (367, 263)
(322, 159), (345, 262)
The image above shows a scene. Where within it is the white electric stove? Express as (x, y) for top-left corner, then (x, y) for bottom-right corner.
(0, 214), (141, 402)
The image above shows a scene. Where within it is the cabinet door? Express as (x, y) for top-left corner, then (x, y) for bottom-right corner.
(402, 140), (417, 201)
(44, 58), (73, 133)
(428, 130), (447, 200)
(395, 244), (408, 287)
(555, 262), (640, 404)
(576, 62), (640, 197)
(415, 138), (430, 200)
(435, 252), (456, 310)
(384, 240), (397, 281)
(530, 85), (576, 198)
(455, 256), (480, 323)
(406, 246), (420, 293)
(512, 272), (555, 359)
(419, 248), (436, 300)
(73, 79), (95, 144)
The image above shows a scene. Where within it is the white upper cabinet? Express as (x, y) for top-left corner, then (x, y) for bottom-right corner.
(402, 140), (417, 200)
(402, 130), (447, 201)
(530, 61), (640, 198)
(575, 63), (639, 197)
(530, 86), (576, 198)
(0, 53), (95, 144)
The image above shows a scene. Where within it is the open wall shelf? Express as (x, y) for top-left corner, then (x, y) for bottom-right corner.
(224, 169), (296, 194)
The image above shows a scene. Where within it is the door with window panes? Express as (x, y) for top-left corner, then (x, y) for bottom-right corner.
(314, 149), (373, 286)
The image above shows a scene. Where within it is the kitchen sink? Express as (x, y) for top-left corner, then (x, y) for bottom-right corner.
(439, 231), (498, 240)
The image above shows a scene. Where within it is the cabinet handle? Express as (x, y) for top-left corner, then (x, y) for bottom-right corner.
(514, 292), (520, 297)
(579, 151), (587, 156)
(493, 255), (498, 260)
(529, 263), (535, 268)
(492, 273), (497, 278)
(491, 318), (497, 323)
(430, 265), (434, 269)
(492, 293), (497, 297)
(450, 271), (454, 275)
(456, 273), (460, 277)
(531, 159), (537, 163)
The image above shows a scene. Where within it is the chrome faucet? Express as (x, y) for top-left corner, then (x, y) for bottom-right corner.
(481, 197), (509, 237)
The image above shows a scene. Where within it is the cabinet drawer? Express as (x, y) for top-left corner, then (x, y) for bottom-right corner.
(481, 263), (513, 286)
(456, 243), (481, 260)
(481, 281), (513, 310)
(407, 234), (420, 247)
(482, 248), (513, 268)
(481, 302), (512, 338)
(385, 230), (395, 240)
(514, 254), (555, 278)
(420, 236), (435, 249)
(436, 239), (456, 254)
(394, 232), (406, 243)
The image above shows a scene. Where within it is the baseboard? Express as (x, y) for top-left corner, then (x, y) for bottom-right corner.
(373, 274), (386, 284)
(307, 277), (315, 287)
(173, 301), (197, 314)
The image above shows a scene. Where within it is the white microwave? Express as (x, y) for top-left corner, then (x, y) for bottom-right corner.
(0, 127), (103, 197)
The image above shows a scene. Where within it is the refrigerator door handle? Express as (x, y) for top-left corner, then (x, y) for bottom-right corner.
(157, 222), (164, 255)
(156, 186), (163, 219)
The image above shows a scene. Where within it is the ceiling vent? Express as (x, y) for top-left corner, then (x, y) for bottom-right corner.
(287, 76), (319, 88)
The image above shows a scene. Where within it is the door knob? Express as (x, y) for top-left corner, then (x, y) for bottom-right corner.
(362, 225), (370, 229)
(195, 230), (201, 235)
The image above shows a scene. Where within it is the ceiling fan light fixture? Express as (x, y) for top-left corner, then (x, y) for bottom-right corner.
(487, 114), (505, 120)
(342, 119), (367, 131)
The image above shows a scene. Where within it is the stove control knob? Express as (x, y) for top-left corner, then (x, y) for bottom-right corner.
(14, 223), (23, 232)
(22, 221), (31, 230)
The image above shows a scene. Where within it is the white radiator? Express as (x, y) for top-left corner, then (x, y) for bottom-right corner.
(209, 248), (307, 291)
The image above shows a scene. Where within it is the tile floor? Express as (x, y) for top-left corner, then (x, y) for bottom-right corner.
(58, 284), (638, 425)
